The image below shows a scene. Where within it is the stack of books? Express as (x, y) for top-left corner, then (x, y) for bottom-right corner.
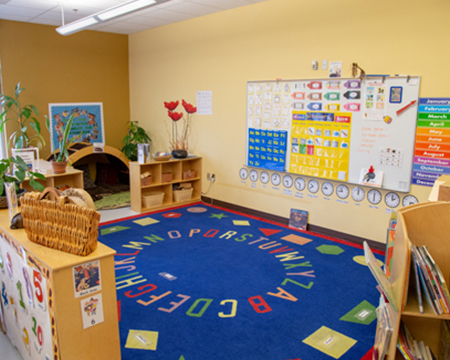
(397, 322), (437, 360)
(410, 245), (450, 315)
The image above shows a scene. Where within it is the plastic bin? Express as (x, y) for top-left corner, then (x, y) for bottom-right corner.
(142, 191), (164, 208)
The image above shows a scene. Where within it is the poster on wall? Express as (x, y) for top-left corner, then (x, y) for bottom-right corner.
(412, 98), (450, 186)
(48, 103), (105, 152)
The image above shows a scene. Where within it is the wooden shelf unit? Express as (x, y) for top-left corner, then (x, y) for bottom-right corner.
(130, 157), (202, 213)
(0, 210), (121, 360)
(381, 201), (450, 360)
(21, 166), (84, 192)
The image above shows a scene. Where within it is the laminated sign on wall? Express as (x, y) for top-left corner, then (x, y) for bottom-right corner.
(246, 76), (420, 192)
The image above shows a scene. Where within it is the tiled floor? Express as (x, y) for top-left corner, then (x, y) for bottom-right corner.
(0, 206), (138, 360)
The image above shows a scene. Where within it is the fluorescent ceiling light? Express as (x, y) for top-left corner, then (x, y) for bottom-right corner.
(56, 0), (161, 36)
(98, 0), (157, 21)
(56, 17), (98, 36)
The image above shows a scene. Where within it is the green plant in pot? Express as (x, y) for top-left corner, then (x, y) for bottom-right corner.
(45, 113), (81, 174)
(121, 121), (152, 161)
(0, 156), (46, 208)
(0, 82), (46, 149)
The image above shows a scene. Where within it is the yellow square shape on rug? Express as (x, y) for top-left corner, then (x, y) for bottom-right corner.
(125, 330), (159, 351)
(302, 326), (356, 359)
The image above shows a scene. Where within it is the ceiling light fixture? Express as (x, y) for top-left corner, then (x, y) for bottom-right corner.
(56, 0), (159, 36)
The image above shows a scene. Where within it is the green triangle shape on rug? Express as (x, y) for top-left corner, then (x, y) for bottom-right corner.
(259, 228), (282, 236)
(179, 356), (186, 360)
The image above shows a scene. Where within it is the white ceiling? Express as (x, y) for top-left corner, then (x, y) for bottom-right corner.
(0, 0), (268, 35)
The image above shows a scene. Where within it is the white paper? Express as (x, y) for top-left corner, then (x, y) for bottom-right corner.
(80, 293), (104, 329)
(197, 91), (212, 115)
(73, 260), (102, 298)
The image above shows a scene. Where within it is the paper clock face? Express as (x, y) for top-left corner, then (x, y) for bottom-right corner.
(260, 171), (270, 184)
(283, 175), (293, 188)
(294, 177), (306, 191)
(249, 170), (259, 182)
(351, 187), (365, 202)
(307, 179), (319, 193)
(271, 173), (281, 186)
(239, 168), (248, 180)
(321, 182), (334, 196)
(367, 189), (382, 205)
(402, 194), (418, 207)
(385, 192), (400, 208)
(336, 184), (349, 199)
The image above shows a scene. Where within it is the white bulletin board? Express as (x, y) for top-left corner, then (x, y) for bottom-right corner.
(246, 76), (421, 192)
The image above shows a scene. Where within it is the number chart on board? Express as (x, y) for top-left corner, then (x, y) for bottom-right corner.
(246, 76), (420, 192)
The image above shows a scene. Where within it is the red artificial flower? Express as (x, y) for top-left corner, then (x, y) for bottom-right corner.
(182, 99), (197, 114)
(164, 101), (179, 111)
(168, 110), (183, 121)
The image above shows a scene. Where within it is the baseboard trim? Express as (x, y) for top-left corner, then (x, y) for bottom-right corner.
(201, 196), (385, 252)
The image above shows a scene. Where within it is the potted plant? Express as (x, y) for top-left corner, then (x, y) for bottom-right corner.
(121, 121), (152, 161)
(0, 82), (46, 149)
(0, 156), (46, 208)
(164, 99), (197, 158)
(46, 113), (81, 174)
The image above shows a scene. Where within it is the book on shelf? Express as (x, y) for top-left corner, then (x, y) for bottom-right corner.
(397, 322), (437, 360)
(373, 296), (392, 360)
(410, 245), (450, 314)
(363, 241), (398, 312)
(410, 250), (424, 314)
(421, 246), (450, 311)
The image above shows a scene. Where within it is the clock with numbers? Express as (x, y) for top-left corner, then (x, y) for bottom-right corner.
(239, 168), (248, 180)
(260, 171), (270, 184)
(271, 173), (281, 186)
(385, 192), (400, 208)
(321, 182), (334, 196)
(249, 170), (259, 182)
(294, 177), (306, 191)
(283, 174), (293, 188)
(307, 179), (319, 193)
(336, 184), (349, 199)
(351, 187), (365, 202)
(367, 189), (382, 205)
(402, 194), (419, 207)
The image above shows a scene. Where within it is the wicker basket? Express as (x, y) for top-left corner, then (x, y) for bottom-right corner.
(20, 188), (101, 256)
(173, 188), (193, 202)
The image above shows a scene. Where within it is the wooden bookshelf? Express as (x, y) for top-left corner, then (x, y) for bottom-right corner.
(129, 157), (202, 213)
(381, 201), (450, 359)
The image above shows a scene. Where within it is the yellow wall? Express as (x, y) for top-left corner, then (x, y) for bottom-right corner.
(129, 0), (447, 244)
(0, 20), (130, 158)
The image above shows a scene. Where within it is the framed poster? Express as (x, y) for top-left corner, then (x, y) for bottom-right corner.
(48, 103), (105, 152)
(11, 147), (39, 171)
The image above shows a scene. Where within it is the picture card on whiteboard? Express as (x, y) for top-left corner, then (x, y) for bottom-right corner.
(359, 167), (384, 187)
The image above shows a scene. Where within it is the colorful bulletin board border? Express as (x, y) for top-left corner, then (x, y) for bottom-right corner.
(48, 103), (105, 152)
(413, 98), (450, 187)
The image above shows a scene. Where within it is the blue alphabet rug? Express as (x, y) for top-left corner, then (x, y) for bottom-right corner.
(98, 202), (384, 360)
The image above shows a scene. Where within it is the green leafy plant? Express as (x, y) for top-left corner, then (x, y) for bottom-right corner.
(0, 156), (46, 196)
(121, 121), (152, 161)
(46, 113), (82, 162)
(0, 82), (45, 149)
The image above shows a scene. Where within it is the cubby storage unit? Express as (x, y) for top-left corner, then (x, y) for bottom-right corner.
(21, 165), (84, 191)
(379, 201), (450, 360)
(130, 157), (202, 212)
